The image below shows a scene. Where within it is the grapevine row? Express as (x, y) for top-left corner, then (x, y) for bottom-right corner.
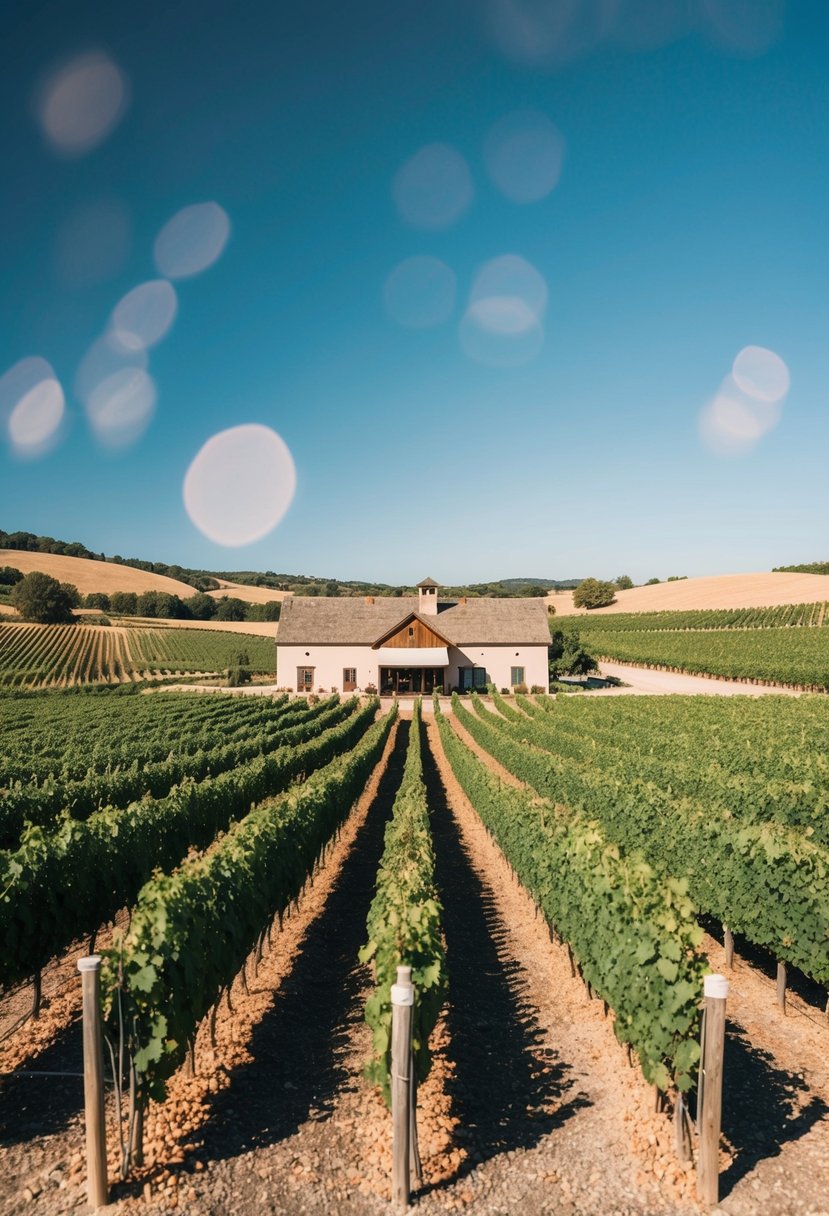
(573, 603), (828, 633)
(455, 695), (829, 987)
(361, 700), (447, 1103)
(101, 705), (397, 1101)
(577, 625), (829, 689)
(0, 694), (349, 849)
(435, 702), (706, 1091)
(0, 688), (288, 785)
(0, 697), (379, 991)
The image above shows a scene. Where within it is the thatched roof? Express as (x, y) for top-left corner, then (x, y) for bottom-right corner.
(278, 596), (550, 646)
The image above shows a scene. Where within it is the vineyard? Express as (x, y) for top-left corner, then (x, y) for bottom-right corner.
(0, 621), (276, 688)
(456, 691), (829, 985)
(576, 625), (829, 689)
(1, 687), (828, 1214)
(574, 603), (829, 631)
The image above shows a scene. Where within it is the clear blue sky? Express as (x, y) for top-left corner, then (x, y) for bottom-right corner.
(1, 0), (827, 584)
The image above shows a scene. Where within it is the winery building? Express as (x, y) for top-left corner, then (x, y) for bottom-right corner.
(277, 578), (551, 695)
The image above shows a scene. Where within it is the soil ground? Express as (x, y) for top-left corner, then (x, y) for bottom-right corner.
(595, 662), (804, 696)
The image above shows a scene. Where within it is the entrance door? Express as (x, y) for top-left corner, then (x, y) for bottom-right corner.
(380, 667), (445, 694)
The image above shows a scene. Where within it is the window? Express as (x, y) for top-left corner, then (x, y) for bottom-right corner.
(297, 666), (314, 692)
(343, 667), (357, 691)
(459, 666), (488, 690)
(510, 666), (525, 687)
(408, 626), (415, 637)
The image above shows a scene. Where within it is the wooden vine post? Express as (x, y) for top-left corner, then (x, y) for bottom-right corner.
(78, 956), (108, 1210)
(391, 965), (415, 1209)
(697, 973), (729, 1207)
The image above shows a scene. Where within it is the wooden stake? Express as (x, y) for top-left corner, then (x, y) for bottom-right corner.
(391, 966), (414, 1209)
(723, 925), (734, 970)
(776, 961), (787, 1013)
(78, 957), (108, 1210)
(697, 973), (728, 1207)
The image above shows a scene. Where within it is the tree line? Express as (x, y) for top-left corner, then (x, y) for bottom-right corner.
(5, 570), (280, 625)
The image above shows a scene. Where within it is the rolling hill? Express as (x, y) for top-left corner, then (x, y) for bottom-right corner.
(549, 572), (829, 617)
(0, 550), (195, 598)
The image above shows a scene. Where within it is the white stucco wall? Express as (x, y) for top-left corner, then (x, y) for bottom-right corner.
(447, 645), (549, 692)
(277, 643), (549, 692)
(277, 644), (378, 692)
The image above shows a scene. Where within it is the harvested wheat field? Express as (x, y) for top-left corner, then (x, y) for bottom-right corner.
(125, 616), (278, 637)
(549, 571), (829, 617)
(207, 580), (291, 604)
(0, 551), (194, 598)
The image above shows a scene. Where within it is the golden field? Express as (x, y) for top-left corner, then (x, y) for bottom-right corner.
(549, 571), (829, 616)
(0, 550), (195, 597)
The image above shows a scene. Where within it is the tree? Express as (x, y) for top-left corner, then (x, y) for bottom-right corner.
(186, 592), (218, 620)
(0, 566), (23, 586)
(60, 582), (82, 608)
(137, 591), (161, 618)
(110, 591), (138, 615)
(549, 628), (597, 679)
(645, 578), (661, 586)
(615, 575), (634, 590)
(246, 600), (281, 622)
(10, 572), (77, 623)
(155, 593), (187, 619)
(227, 649), (252, 687)
(573, 578), (616, 610)
(216, 596), (247, 621)
(85, 592), (111, 611)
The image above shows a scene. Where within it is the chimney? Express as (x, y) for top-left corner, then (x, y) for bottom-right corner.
(417, 577), (440, 616)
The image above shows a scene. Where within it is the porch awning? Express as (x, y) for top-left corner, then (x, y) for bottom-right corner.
(375, 647), (449, 667)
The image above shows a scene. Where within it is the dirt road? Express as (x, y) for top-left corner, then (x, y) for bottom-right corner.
(596, 662), (803, 697)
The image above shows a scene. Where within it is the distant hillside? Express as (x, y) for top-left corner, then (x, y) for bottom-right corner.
(550, 572), (829, 617)
(0, 550), (195, 598)
(0, 529), (578, 597)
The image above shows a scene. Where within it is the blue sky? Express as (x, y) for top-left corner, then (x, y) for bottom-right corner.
(1, 0), (826, 584)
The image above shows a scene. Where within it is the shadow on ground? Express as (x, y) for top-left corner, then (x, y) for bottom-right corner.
(719, 1020), (828, 1198)
(421, 725), (588, 1187)
(701, 915), (828, 1017)
(0, 1008), (85, 1144)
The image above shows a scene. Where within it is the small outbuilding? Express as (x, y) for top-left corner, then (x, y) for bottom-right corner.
(277, 578), (550, 694)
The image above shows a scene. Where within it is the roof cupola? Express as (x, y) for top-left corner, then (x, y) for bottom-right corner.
(416, 576), (440, 616)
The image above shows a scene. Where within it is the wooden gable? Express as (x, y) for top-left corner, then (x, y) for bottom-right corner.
(372, 613), (451, 650)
